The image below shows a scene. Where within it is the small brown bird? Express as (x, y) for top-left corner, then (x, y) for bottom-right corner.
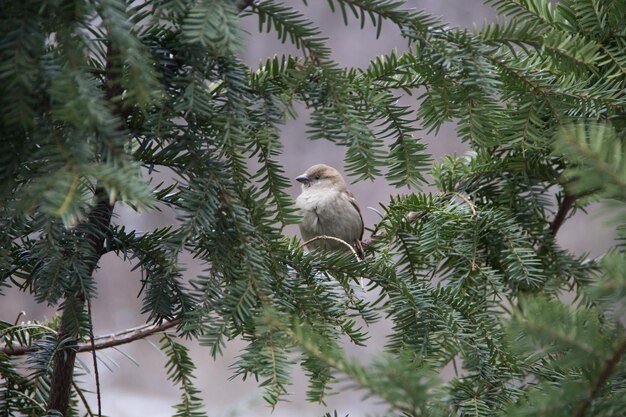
(295, 164), (365, 259)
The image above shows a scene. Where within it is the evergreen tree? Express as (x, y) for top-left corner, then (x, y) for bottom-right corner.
(1, 0), (625, 416)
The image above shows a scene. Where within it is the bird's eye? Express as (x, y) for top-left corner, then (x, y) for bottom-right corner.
(314, 174), (321, 180)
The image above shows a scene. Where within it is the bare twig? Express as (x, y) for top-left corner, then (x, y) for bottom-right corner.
(452, 192), (477, 218)
(84, 319), (180, 352)
(14, 311), (25, 325)
(2, 320), (180, 356)
(300, 235), (364, 288)
(300, 235), (361, 262)
(72, 380), (95, 417)
(87, 300), (101, 416)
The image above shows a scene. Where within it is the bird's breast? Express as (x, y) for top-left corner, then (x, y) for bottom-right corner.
(295, 189), (361, 242)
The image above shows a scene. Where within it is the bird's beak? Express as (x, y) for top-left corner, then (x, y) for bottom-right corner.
(296, 174), (310, 185)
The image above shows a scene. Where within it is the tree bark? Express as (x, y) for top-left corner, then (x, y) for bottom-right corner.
(46, 196), (114, 415)
(47, 339), (77, 415)
(550, 193), (575, 237)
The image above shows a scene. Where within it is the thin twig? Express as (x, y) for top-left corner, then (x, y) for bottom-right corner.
(1, 320), (180, 356)
(87, 300), (101, 416)
(85, 319), (180, 351)
(300, 235), (363, 288)
(14, 311), (25, 325)
(452, 192), (477, 218)
(300, 235), (361, 262)
(573, 337), (626, 417)
(72, 380), (95, 417)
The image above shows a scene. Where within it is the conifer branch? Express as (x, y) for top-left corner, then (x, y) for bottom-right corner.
(574, 337), (626, 417)
(1, 0), (624, 415)
(47, 42), (120, 415)
(362, 210), (427, 249)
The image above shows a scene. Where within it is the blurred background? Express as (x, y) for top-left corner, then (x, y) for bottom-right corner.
(1, 1), (615, 416)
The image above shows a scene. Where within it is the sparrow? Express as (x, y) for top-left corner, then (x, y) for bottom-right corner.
(295, 164), (365, 259)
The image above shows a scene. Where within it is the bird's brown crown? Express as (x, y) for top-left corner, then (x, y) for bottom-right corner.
(297, 164), (347, 190)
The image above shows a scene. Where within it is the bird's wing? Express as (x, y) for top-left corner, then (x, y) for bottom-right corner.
(345, 190), (364, 241)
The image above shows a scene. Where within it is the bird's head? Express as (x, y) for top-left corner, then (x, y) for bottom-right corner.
(296, 164), (347, 191)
